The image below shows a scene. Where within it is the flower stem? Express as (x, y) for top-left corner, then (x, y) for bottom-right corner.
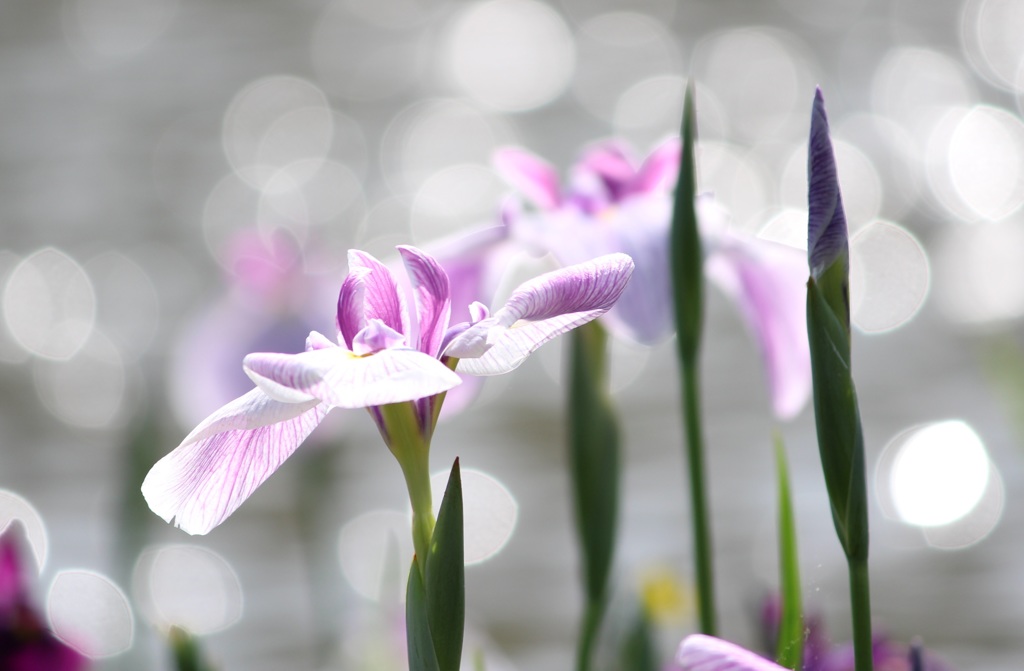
(380, 401), (435, 577)
(681, 358), (716, 636)
(848, 556), (874, 671)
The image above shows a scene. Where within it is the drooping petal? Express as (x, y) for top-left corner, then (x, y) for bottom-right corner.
(180, 385), (321, 445)
(449, 253), (634, 375)
(141, 389), (328, 535)
(807, 88), (849, 279)
(398, 245), (451, 358)
(336, 250), (407, 348)
(674, 634), (787, 671)
(244, 346), (462, 409)
(493, 147), (562, 211)
(705, 236), (811, 420)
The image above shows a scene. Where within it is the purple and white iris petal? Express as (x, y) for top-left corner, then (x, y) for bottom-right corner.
(141, 392), (328, 536)
(705, 237), (811, 420)
(352, 320), (406, 356)
(244, 347), (462, 409)
(450, 253), (634, 375)
(398, 245), (452, 358)
(492, 147), (562, 211)
(674, 635), (787, 671)
(337, 250), (408, 346)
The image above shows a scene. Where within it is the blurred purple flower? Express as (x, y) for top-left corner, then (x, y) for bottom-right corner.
(493, 140), (811, 419)
(0, 523), (89, 671)
(169, 231), (337, 428)
(143, 246), (633, 535)
(759, 594), (953, 671)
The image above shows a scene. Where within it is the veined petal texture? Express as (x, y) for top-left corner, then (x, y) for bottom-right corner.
(398, 245), (451, 358)
(141, 389), (328, 535)
(337, 249), (407, 348)
(244, 346), (461, 409)
(452, 253), (634, 375)
(674, 635), (787, 671)
(807, 88), (848, 279)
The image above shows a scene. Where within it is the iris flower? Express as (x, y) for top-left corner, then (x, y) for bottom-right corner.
(494, 140), (811, 419)
(142, 245), (634, 536)
(0, 523), (88, 671)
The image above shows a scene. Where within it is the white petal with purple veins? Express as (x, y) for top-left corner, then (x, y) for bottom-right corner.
(141, 391), (328, 535)
(450, 253), (634, 375)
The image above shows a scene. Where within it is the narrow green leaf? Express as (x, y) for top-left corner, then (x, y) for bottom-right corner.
(670, 79), (717, 636)
(568, 320), (620, 671)
(670, 79), (703, 363)
(620, 607), (658, 671)
(406, 558), (441, 671)
(426, 458), (465, 671)
(774, 434), (803, 670)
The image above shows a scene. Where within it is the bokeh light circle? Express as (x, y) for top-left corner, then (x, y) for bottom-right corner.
(380, 99), (516, 195)
(961, 0), (1024, 92)
(338, 510), (413, 602)
(32, 330), (128, 429)
(694, 27), (811, 142)
(943, 105), (1024, 221)
(132, 544), (244, 634)
(3, 247), (96, 361)
(572, 11), (681, 122)
(410, 164), (506, 243)
(883, 421), (992, 527)
(222, 76), (333, 190)
(444, 0), (575, 112)
(429, 468), (518, 565)
(934, 217), (1024, 325)
(48, 570), (133, 658)
(0, 491), (48, 572)
(849, 220), (930, 333)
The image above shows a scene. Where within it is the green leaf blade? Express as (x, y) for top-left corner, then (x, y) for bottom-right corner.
(425, 458), (466, 671)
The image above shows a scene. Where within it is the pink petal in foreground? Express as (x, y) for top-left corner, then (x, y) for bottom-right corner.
(449, 253), (634, 375)
(674, 634), (787, 671)
(493, 146), (562, 211)
(244, 346), (462, 409)
(141, 391), (328, 535)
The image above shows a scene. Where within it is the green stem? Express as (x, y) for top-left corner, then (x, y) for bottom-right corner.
(848, 556), (874, 671)
(568, 322), (620, 671)
(575, 600), (605, 671)
(380, 402), (435, 577)
(681, 357), (716, 636)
